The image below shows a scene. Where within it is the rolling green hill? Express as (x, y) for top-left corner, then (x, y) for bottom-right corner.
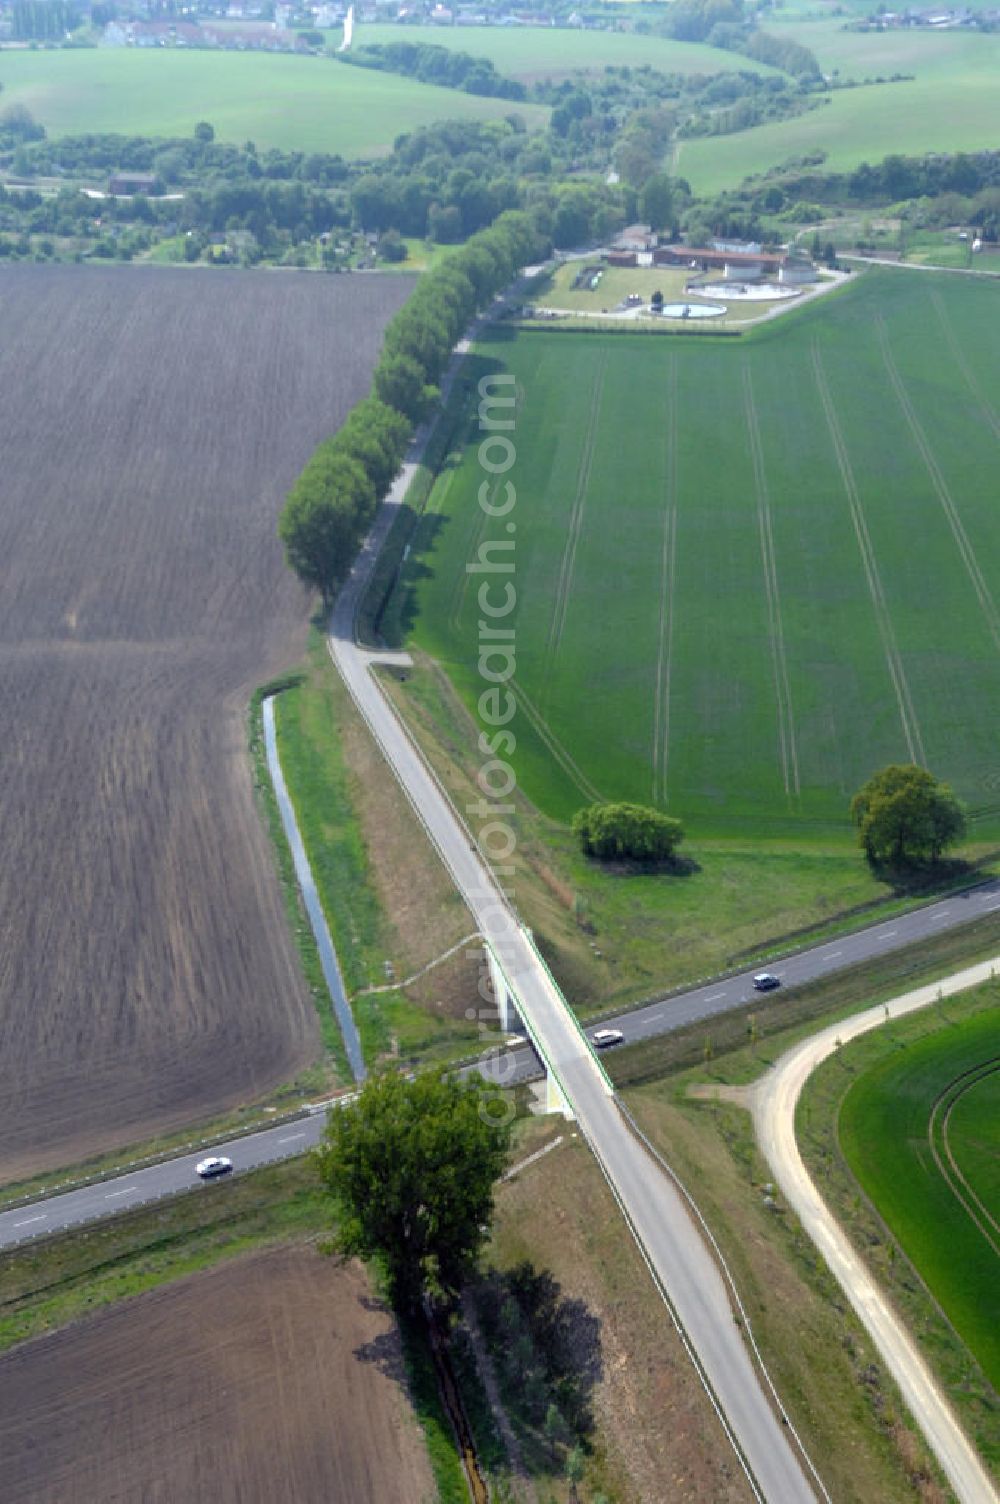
(674, 32), (1000, 192)
(0, 48), (548, 155)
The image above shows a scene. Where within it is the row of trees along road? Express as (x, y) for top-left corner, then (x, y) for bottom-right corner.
(279, 208), (545, 600)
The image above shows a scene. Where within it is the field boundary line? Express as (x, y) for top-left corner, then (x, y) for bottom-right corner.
(877, 315), (1000, 657)
(811, 343), (926, 765)
(743, 366), (800, 800)
(541, 354), (607, 702)
(511, 677), (604, 804)
(651, 357), (678, 807)
(927, 1056), (1000, 1256)
(929, 288), (1000, 445)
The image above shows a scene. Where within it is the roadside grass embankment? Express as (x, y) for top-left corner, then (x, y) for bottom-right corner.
(0, 1159), (333, 1356)
(272, 629), (482, 1069)
(376, 646), (1000, 1015)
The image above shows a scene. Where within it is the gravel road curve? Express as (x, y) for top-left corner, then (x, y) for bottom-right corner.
(754, 957), (1000, 1504)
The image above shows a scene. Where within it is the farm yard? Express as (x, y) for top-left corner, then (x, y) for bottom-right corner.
(838, 1002), (1000, 1389)
(389, 268), (1000, 844)
(0, 1245), (436, 1502)
(0, 263), (411, 1184)
(0, 48), (548, 156)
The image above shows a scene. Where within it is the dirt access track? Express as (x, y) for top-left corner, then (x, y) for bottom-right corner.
(0, 264), (411, 1183)
(0, 1244), (435, 1502)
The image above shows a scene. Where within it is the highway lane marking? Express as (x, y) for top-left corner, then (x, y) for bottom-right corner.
(705, 991), (726, 1002)
(13, 1215), (46, 1227)
(278, 1133), (306, 1144)
(645, 1012), (664, 1023)
(825, 950), (842, 959)
(930, 910), (951, 921)
(105, 1187), (138, 1199)
(882, 930), (898, 938)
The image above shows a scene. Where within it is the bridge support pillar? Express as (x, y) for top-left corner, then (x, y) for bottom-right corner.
(484, 941), (574, 1120)
(545, 1072), (574, 1120)
(486, 944), (516, 1035)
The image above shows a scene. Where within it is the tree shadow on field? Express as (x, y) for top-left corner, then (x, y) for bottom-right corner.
(373, 511), (449, 645)
(473, 1261), (603, 1472)
(353, 1295), (409, 1386)
(867, 852), (976, 895)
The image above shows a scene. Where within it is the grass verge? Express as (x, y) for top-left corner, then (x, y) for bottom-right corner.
(378, 650), (1000, 1014)
(606, 906), (1000, 1088)
(271, 631), (481, 1069)
(625, 1072), (955, 1503)
(0, 1159), (334, 1355)
(250, 671), (351, 1083)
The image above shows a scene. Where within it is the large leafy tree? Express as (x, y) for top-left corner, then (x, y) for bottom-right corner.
(316, 1069), (512, 1311)
(278, 450), (374, 602)
(850, 764), (966, 865)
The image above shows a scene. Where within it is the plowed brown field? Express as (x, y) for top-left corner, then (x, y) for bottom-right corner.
(0, 264), (412, 1183)
(0, 1244), (435, 1502)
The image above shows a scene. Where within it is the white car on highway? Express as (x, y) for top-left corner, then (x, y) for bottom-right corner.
(195, 1156), (233, 1179)
(591, 1028), (625, 1048)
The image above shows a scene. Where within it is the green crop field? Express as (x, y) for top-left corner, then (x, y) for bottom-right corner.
(0, 49), (547, 155)
(388, 268), (1000, 844)
(340, 22), (777, 79)
(674, 33), (1000, 192)
(837, 1005), (1000, 1387)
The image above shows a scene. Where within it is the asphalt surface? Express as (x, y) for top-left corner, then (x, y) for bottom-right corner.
(4, 875), (997, 1254)
(755, 957), (1000, 1504)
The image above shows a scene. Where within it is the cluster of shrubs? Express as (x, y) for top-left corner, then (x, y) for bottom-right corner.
(278, 208), (546, 600)
(573, 802), (684, 865)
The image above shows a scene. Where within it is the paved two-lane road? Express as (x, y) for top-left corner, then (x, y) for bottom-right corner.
(4, 873), (998, 1255)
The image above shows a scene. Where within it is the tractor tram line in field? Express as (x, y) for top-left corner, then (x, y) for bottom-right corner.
(876, 315), (1000, 658)
(742, 366), (801, 803)
(810, 341), (927, 767)
(541, 353), (607, 706)
(510, 677), (604, 806)
(928, 1055), (1000, 1258)
(651, 357), (679, 809)
(929, 289), (1000, 448)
